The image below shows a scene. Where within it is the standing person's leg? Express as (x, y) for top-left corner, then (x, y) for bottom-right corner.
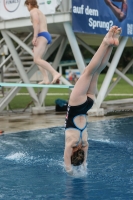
(69, 26), (117, 106)
(33, 37), (61, 84)
(34, 45), (50, 84)
(32, 45), (50, 84)
(38, 66), (50, 84)
(86, 28), (122, 99)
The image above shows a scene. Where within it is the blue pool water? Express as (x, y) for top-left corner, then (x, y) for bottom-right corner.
(0, 117), (133, 200)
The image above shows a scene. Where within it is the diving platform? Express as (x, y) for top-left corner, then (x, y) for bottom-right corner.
(0, 82), (74, 89)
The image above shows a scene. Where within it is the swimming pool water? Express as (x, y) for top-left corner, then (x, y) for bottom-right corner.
(0, 117), (133, 200)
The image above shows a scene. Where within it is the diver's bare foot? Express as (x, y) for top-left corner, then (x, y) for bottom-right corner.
(51, 73), (61, 84)
(103, 26), (117, 46)
(113, 27), (122, 46)
(38, 80), (50, 84)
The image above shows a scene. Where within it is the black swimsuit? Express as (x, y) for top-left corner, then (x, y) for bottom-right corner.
(65, 97), (94, 143)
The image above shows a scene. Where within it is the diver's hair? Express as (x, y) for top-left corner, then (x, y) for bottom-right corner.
(71, 149), (84, 166)
(24, 0), (39, 8)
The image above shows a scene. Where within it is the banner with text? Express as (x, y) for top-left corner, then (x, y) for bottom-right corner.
(0, 0), (56, 20)
(72, 0), (133, 37)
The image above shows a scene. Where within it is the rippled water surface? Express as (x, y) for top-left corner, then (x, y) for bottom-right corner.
(0, 117), (133, 200)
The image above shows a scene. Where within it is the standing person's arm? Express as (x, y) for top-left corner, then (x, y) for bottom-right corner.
(64, 143), (73, 175)
(30, 10), (40, 46)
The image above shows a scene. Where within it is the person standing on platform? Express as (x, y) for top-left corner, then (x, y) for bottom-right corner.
(25, 0), (61, 84)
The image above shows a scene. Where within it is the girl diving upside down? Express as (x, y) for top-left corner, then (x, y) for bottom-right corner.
(64, 26), (122, 175)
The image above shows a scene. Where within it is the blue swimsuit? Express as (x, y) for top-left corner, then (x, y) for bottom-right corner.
(65, 97), (94, 144)
(38, 32), (52, 44)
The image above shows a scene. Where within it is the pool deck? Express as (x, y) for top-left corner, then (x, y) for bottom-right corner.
(0, 106), (133, 134)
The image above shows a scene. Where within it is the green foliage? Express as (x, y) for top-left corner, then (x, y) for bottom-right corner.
(8, 88), (70, 110)
(98, 74), (133, 93)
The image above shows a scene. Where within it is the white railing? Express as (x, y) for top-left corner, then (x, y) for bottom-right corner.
(0, 33), (32, 70)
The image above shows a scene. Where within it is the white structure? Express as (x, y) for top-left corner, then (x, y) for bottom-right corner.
(0, 0), (133, 115)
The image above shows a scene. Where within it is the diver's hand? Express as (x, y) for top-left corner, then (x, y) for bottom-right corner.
(66, 168), (73, 176)
(83, 162), (87, 171)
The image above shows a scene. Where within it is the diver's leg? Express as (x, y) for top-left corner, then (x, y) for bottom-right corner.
(86, 47), (113, 99)
(69, 26), (117, 106)
(87, 28), (122, 98)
